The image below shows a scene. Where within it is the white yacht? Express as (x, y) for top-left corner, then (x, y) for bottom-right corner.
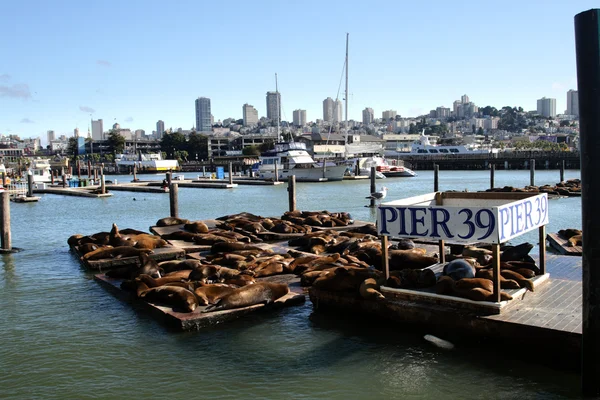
(256, 142), (347, 182)
(385, 131), (495, 158)
(28, 158), (52, 183)
(350, 156), (416, 178)
(115, 153), (179, 172)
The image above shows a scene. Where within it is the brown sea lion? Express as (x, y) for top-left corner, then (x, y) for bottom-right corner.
(156, 217), (191, 227)
(183, 221), (209, 233)
(389, 268), (436, 289)
(223, 274), (256, 287)
(455, 278), (493, 293)
(253, 262), (285, 278)
(313, 266), (382, 292)
(130, 234), (168, 250)
(210, 242), (264, 254)
(217, 266), (255, 280)
(158, 259), (202, 273)
(193, 234), (235, 245)
(136, 273), (187, 288)
(203, 282), (289, 312)
(359, 278), (385, 300)
(162, 269), (192, 279)
(389, 249), (438, 271)
(133, 253), (163, 279)
(194, 284), (237, 305)
(436, 276), (512, 302)
(500, 243), (534, 261)
(67, 234), (85, 247)
(300, 269), (334, 286)
(476, 269), (520, 289)
(90, 232), (110, 245)
(82, 246), (152, 261)
(514, 268), (536, 279)
(109, 223), (137, 247)
(558, 228), (582, 239)
(188, 265), (220, 282)
(501, 269), (534, 292)
(504, 261), (541, 275)
(568, 234), (582, 247)
(161, 231), (199, 242)
(140, 285), (198, 312)
(78, 242), (101, 255)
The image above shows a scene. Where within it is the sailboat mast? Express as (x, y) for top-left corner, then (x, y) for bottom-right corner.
(275, 73), (281, 142)
(344, 33), (349, 134)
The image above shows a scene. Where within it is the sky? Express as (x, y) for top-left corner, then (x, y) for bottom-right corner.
(1, 0), (597, 146)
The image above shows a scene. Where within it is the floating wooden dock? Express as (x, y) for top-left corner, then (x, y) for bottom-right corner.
(309, 254), (582, 368)
(194, 177), (284, 186)
(75, 246), (186, 271)
(94, 273), (306, 331)
(547, 232), (582, 256)
(34, 187), (113, 198)
(11, 195), (40, 202)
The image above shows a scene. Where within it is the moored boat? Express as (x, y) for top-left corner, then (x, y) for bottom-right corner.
(115, 153), (179, 173)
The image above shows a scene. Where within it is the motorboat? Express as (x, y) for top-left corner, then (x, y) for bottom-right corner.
(386, 130), (494, 158)
(349, 156), (416, 178)
(115, 153), (179, 172)
(27, 158), (52, 183)
(256, 141), (347, 182)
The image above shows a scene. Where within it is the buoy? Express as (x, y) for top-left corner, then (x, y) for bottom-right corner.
(424, 334), (454, 350)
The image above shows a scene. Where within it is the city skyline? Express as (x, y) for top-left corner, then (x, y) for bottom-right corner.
(1, 0), (596, 145)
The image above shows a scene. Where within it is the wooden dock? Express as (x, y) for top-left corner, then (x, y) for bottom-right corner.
(34, 187), (113, 198)
(94, 273), (306, 331)
(309, 254), (583, 368)
(547, 232), (582, 255)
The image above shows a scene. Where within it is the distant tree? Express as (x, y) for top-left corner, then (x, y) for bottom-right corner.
(477, 127), (484, 135)
(242, 145), (261, 156)
(67, 137), (78, 156)
(395, 114), (402, 121)
(187, 132), (208, 160)
(560, 120), (570, 127)
(260, 140), (275, 152)
(160, 131), (186, 158)
(107, 129), (125, 154)
(408, 123), (416, 134)
(472, 124), (476, 134)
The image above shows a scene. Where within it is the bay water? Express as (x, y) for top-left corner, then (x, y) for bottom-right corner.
(0, 169), (582, 399)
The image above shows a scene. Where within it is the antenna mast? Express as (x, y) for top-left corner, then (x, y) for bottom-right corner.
(275, 73), (281, 142)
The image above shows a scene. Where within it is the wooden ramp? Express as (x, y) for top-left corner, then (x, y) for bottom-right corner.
(547, 232), (582, 255)
(94, 273), (306, 331)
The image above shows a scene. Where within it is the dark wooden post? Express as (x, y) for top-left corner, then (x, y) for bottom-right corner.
(321, 158), (327, 179)
(0, 192), (11, 250)
(355, 162), (360, 177)
(370, 166), (376, 208)
(27, 172), (34, 197)
(560, 160), (565, 183)
(51, 171), (54, 185)
(202, 166), (206, 177)
(169, 183), (179, 218)
(575, 9), (600, 397)
(88, 160), (92, 178)
(530, 159), (535, 186)
(288, 175), (296, 211)
(490, 164), (495, 189)
(381, 235), (390, 280)
(434, 164), (439, 192)
(274, 161), (279, 182)
(166, 171), (172, 186)
(435, 192), (445, 263)
(62, 174), (67, 188)
(228, 162), (233, 184)
(539, 225), (546, 275)
(77, 160), (81, 178)
(94, 167), (98, 182)
(492, 243), (501, 303)
(100, 163), (105, 194)
(133, 164), (137, 182)
(1, 172), (6, 187)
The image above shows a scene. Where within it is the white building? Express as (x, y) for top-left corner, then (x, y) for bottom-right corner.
(333, 99), (343, 123)
(243, 104), (259, 126)
(362, 108), (374, 125)
(292, 109), (307, 126)
(47, 130), (55, 144)
(323, 97), (334, 122)
(91, 119), (104, 140)
(566, 89), (579, 117)
(195, 97), (212, 132)
(73, 128), (80, 138)
(537, 97), (557, 118)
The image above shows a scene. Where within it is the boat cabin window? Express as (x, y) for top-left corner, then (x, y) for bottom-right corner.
(417, 149), (428, 154)
(428, 149), (439, 154)
(449, 148), (459, 153)
(439, 149), (449, 153)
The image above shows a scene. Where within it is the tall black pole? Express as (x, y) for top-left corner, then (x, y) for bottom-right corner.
(575, 8), (600, 397)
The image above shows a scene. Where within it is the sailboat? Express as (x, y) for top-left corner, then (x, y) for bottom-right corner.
(256, 74), (347, 182)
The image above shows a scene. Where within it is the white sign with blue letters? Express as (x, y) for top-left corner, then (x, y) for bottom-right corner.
(377, 192), (548, 244)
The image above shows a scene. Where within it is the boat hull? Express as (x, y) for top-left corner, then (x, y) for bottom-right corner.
(258, 165), (347, 182)
(115, 160), (179, 172)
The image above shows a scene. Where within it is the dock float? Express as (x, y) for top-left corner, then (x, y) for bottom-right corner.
(194, 177), (284, 186)
(11, 195), (41, 202)
(34, 187), (113, 198)
(547, 233), (582, 256)
(94, 273), (306, 331)
(75, 246), (186, 271)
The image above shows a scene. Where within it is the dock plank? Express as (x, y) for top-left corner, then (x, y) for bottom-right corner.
(547, 232), (582, 256)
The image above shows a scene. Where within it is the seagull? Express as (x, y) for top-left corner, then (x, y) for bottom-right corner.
(366, 186), (388, 203)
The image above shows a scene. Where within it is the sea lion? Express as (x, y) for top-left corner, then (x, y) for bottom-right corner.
(568, 234), (582, 247)
(455, 277), (493, 293)
(78, 242), (101, 255)
(194, 284), (237, 304)
(558, 228), (582, 239)
(504, 261), (541, 275)
(67, 234), (85, 247)
(109, 223), (137, 247)
(131, 234), (168, 250)
(389, 268), (436, 289)
(501, 269), (534, 292)
(500, 243), (534, 261)
(392, 238), (416, 250)
(514, 268), (536, 279)
(183, 221), (209, 233)
(162, 269), (192, 279)
(223, 274), (256, 287)
(217, 266), (255, 280)
(312, 266), (382, 292)
(156, 217), (191, 227)
(436, 276), (512, 302)
(253, 262), (285, 278)
(82, 246), (152, 261)
(359, 278), (385, 300)
(210, 242), (264, 254)
(203, 282), (290, 312)
(293, 253), (341, 274)
(188, 265), (220, 283)
(476, 269), (520, 289)
(133, 253), (163, 279)
(193, 234), (235, 245)
(389, 250), (438, 271)
(140, 285), (198, 312)
(161, 231), (199, 242)
(158, 259), (202, 273)
(443, 259), (476, 280)
(136, 273), (187, 288)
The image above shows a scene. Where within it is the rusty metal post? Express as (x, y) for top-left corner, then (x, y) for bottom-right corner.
(381, 235), (390, 280)
(492, 243), (501, 303)
(575, 9), (600, 396)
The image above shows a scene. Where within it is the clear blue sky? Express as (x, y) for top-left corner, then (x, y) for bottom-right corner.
(1, 0), (597, 145)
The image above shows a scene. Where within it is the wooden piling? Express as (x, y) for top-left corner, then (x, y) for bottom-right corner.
(492, 243), (501, 303)
(575, 9), (600, 396)
(1, 172), (6, 187)
(381, 235), (390, 280)
(88, 160), (92, 178)
(77, 160), (81, 178)
(0, 192), (11, 250)
(100, 164), (105, 194)
(490, 164), (495, 189)
(530, 159), (535, 186)
(539, 225), (546, 275)
(274, 161), (279, 183)
(560, 160), (565, 183)
(133, 164), (137, 182)
(51, 171), (54, 185)
(27, 173), (34, 197)
(355, 162), (360, 177)
(166, 171), (172, 186)
(202, 166), (206, 177)
(62, 174), (67, 188)
(228, 162), (233, 185)
(94, 167), (98, 182)
(434, 164), (439, 192)
(169, 183), (179, 218)
(288, 175), (296, 212)
(370, 166), (376, 208)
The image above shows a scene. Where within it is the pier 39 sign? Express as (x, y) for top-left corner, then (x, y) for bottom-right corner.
(377, 192), (549, 244)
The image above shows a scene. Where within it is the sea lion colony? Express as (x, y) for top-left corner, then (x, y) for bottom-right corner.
(68, 211), (541, 313)
(484, 178), (581, 197)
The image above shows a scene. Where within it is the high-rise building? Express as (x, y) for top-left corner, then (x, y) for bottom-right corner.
(73, 128), (80, 138)
(333, 99), (343, 123)
(243, 104), (259, 126)
(91, 119), (104, 140)
(461, 94), (470, 104)
(537, 97), (556, 118)
(47, 130), (55, 144)
(266, 91), (281, 123)
(436, 107), (450, 118)
(362, 108), (374, 125)
(382, 110), (397, 121)
(156, 120), (165, 138)
(293, 109), (307, 126)
(323, 97), (334, 122)
(195, 97), (212, 132)
(566, 89), (579, 117)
